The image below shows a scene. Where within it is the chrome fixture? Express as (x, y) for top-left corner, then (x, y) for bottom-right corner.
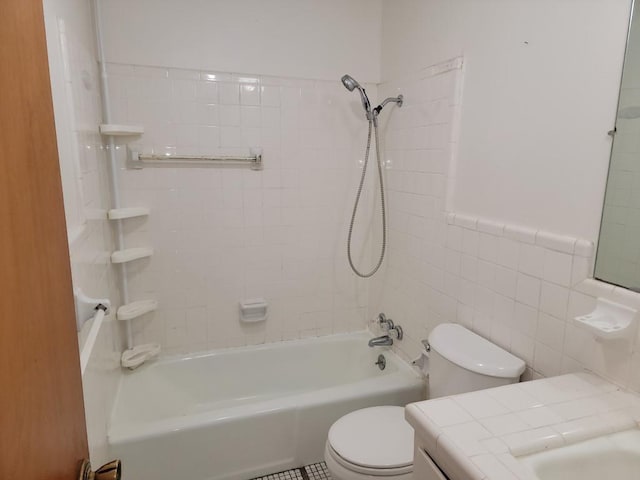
(368, 314), (403, 347)
(377, 312), (394, 331)
(375, 354), (386, 370)
(373, 95), (404, 119)
(389, 323), (403, 341)
(129, 148), (263, 170)
(368, 335), (394, 347)
(341, 74), (372, 120)
(341, 74), (403, 125)
(342, 74), (404, 278)
(377, 312), (402, 340)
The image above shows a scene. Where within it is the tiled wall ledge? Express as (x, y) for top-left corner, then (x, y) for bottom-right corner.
(446, 211), (640, 310)
(445, 212), (594, 257)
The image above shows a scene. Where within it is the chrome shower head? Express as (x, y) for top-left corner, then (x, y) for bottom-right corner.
(341, 74), (371, 116)
(341, 74), (360, 92)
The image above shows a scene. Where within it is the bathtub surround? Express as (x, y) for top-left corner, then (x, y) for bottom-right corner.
(106, 64), (375, 353)
(42, 0), (122, 467)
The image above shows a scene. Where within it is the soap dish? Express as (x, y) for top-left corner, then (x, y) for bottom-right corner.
(239, 298), (268, 323)
(574, 297), (637, 340)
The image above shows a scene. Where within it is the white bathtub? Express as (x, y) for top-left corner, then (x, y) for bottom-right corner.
(108, 332), (424, 480)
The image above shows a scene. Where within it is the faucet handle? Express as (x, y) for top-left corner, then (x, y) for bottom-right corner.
(377, 313), (394, 330)
(389, 325), (403, 340)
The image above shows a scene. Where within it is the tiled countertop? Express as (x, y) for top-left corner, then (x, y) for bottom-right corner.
(405, 373), (640, 480)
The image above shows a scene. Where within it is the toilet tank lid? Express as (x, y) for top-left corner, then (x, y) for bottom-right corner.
(428, 324), (526, 379)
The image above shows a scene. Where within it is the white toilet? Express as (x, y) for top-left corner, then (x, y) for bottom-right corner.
(324, 323), (526, 480)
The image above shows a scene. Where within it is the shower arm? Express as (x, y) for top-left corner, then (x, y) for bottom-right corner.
(373, 95), (404, 117)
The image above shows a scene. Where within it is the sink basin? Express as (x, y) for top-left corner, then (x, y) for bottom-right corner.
(518, 429), (640, 480)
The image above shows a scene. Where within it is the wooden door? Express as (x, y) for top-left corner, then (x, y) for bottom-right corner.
(0, 0), (90, 478)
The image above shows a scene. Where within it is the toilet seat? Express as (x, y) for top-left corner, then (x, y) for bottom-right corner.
(326, 406), (413, 477)
(326, 443), (413, 476)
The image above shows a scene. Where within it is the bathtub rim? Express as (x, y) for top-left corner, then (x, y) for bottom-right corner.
(108, 331), (424, 444)
(124, 330), (398, 368)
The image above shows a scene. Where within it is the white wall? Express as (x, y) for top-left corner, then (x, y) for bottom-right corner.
(381, 0), (632, 240)
(43, 0), (122, 467)
(99, 0), (382, 83)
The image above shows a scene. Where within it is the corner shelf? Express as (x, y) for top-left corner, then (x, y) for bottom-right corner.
(121, 343), (160, 370)
(117, 299), (158, 321)
(111, 247), (153, 264)
(108, 207), (150, 220)
(99, 124), (144, 136)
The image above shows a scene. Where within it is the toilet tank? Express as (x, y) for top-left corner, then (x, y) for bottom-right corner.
(427, 324), (526, 399)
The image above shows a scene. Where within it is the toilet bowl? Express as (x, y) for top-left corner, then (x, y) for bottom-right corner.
(325, 406), (412, 480)
(325, 323), (526, 480)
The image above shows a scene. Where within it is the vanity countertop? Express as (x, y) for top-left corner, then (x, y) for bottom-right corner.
(406, 372), (640, 480)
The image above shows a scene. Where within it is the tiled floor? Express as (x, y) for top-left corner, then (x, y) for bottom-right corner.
(251, 462), (332, 480)
(303, 462), (331, 480)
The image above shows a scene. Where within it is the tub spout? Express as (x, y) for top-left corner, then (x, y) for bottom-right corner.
(368, 335), (393, 347)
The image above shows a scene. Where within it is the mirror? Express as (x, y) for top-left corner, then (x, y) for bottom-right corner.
(596, 3), (640, 291)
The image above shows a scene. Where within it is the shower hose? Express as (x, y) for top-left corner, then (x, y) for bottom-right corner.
(347, 119), (387, 278)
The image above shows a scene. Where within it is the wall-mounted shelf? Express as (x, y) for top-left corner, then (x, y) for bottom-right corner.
(99, 124), (144, 136)
(117, 299), (158, 321)
(111, 247), (153, 264)
(121, 343), (160, 370)
(108, 207), (150, 220)
(574, 297), (637, 340)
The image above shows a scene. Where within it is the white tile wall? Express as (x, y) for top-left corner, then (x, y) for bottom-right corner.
(43, 0), (122, 466)
(368, 58), (464, 361)
(106, 63), (376, 353)
(370, 57), (640, 395)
